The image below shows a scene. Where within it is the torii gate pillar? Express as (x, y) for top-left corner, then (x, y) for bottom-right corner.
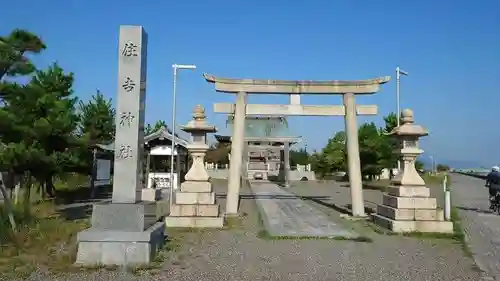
(226, 91), (247, 215)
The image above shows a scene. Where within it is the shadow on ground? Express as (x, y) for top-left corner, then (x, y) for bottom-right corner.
(215, 192), (377, 216)
(55, 185), (112, 221)
(456, 206), (497, 215)
(340, 182), (388, 191)
(303, 197), (376, 215)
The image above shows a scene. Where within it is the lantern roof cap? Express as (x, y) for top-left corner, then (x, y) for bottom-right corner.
(387, 109), (428, 137)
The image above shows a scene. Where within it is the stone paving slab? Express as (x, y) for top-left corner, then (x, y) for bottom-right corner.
(249, 181), (357, 238)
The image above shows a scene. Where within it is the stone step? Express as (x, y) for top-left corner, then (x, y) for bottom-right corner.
(382, 194), (437, 209)
(180, 181), (212, 193)
(372, 214), (453, 233)
(387, 186), (430, 197)
(377, 205), (444, 221)
(175, 191), (215, 205)
(170, 204), (219, 217)
(165, 216), (224, 228)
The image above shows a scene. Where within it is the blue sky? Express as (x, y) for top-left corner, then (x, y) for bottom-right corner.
(2, 0), (499, 168)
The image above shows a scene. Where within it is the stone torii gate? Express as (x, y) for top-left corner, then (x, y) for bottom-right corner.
(204, 73), (390, 217)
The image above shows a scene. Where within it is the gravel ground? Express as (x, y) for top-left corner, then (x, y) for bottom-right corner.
(11, 179), (481, 281)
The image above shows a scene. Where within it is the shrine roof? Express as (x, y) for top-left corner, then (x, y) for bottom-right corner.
(144, 126), (189, 147)
(214, 134), (301, 144)
(96, 126), (189, 151)
(214, 135), (231, 143)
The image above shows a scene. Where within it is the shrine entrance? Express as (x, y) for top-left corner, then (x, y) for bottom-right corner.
(204, 73), (390, 217)
(226, 115), (302, 184)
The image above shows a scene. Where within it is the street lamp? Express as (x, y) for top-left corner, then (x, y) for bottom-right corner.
(396, 66), (408, 171)
(170, 64), (196, 208)
(429, 155), (435, 174)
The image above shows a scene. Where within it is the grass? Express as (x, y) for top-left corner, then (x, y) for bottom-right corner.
(449, 207), (472, 257)
(422, 173), (450, 186)
(362, 173), (451, 192)
(256, 229), (373, 242)
(0, 202), (89, 279)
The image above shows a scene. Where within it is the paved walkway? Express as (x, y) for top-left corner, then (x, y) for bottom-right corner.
(452, 173), (500, 280)
(248, 181), (357, 238)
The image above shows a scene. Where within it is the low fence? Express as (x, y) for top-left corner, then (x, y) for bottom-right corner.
(454, 171), (488, 180)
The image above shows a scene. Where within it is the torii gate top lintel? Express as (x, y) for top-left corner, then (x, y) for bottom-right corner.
(203, 73), (391, 95)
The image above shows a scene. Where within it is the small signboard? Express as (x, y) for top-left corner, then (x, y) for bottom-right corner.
(94, 159), (111, 186)
(147, 172), (178, 190)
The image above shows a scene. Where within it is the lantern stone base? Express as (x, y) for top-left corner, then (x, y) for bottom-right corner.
(175, 191), (215, 205)
(373, 186), (454, 234)
(165, 180), (223, 228)
(165, 216), (224, 228)
(372, 214), (453, 233)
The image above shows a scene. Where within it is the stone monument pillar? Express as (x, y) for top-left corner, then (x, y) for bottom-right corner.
(165, 105), (224, 228)
(373, 109), (453, 233)
(75, 26), (165, 266)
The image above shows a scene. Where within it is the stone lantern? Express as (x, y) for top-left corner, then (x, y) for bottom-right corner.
(390, 109), (427, 187)
(373, 109), (453, 233)
(165, 105), (223, 228)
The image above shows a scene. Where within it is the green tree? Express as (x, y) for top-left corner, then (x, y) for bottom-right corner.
(145, 120), (167, 135)
(290, 148), (309, 166)
(75, 90), (115, 175)
(0, 29), (45, 229)
(358, 122), (385, 179)
(382, 112), (398, 134)
(78, 90), (115, 144)
(0, 29), (46, 79)
(436, 164), (450, 172)
(311, 131), (346, 176)
(379, 112), (400, 171)
(1, 64), (80, 196)
(415, 160), (424, 171)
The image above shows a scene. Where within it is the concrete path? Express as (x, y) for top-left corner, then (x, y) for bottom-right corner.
(248, 181), (357, 238)
(452, 173), (500, 280)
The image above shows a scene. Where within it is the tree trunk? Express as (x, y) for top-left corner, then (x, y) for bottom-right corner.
(0, 173), (17, 233)
(45, 174), (54, 198)
(23, 172), (32, 214)
(13, 180), (20, 205)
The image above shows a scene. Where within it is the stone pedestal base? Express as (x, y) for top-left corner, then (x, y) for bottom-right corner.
(75, 202), (166, 266)
(373, 186), (454, 234)
(141, 188), (162, 202)
(165, 216), (223, 227)
(76, 222), (165, 265)
(166, 180), (223, 228)
(372, 214), (453, 233)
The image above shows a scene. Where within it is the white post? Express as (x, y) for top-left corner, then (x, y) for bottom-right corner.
(444, 191), (451, 221)
(443, 175), (451, 221)
(396, 66), (408, 172)
(429, 155), (435, 174)
(442, 174), (447, 193)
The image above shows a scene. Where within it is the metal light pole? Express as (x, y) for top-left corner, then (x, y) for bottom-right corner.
(170, 64), (196, 208)
(396, 66), (408, 171)
(429, 155), (435, 174)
